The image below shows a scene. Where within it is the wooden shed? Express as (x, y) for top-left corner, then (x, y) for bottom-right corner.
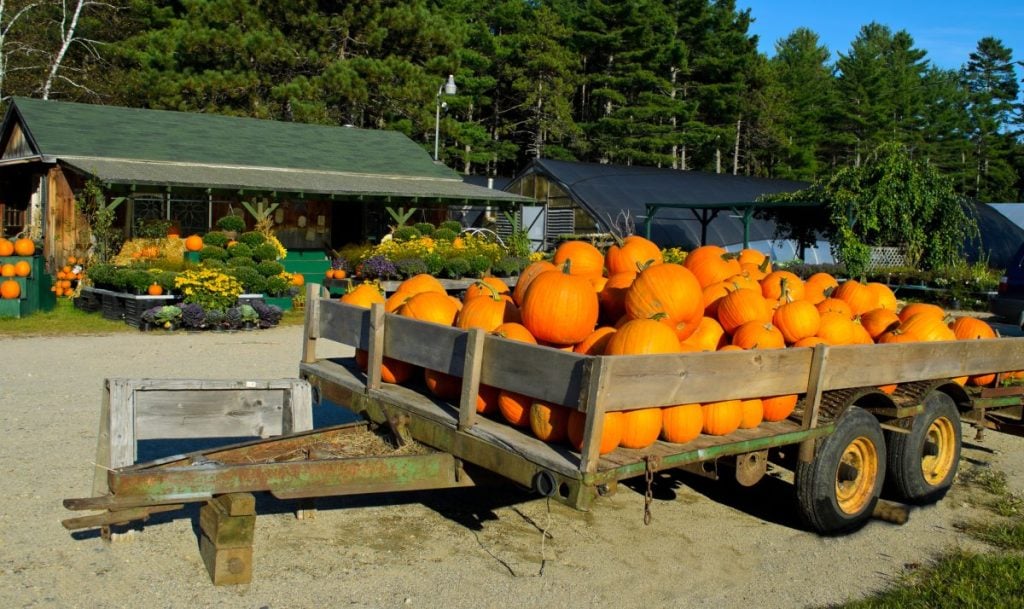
(0, 97), (527, 272)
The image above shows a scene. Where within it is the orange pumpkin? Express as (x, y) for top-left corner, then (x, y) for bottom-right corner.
(604, 318), (681, 355)
(859, 308), (901, 340)
(950, 316), (997, 340)
(661, 403), (703, 444)
(715, 287), (772, 334)
(761, 270), (805, 303)
(0, 238), (12, 256)
(833, 280), (878, 317)
(492, 322), (537, 344)
(803, 272), (839, 305)
(605, 236), (663, 275)
(738, 398), (764, 429)
(456, 291), (519, 331)
(731, 321), (785, 350)
(625, 263), (704, 341)
(476, 384), (500, 415)
(512, 260), (557, 306)
(0, 279), (20, 299)
(12, 238), (34, 256)
(899, 313), (955, 342)
(463, 277), (511, 301)
(773, 299), (821, 344)
(0, 263), (14, 277)
(147, 282), (163, 296)
(530, 402), (571, 442)
(762, 394), (798, 422)
(498, 390), (533, 427)
(12, 260), (30, 277)
(898, 302), (946, 323)
(399, 291), (461, 326)
(816, 297), (854, 319)
(424, 368), (462, 400)
(680, 316), (727, 352)
(354, 349), (416, 384)
(399, 273), (447, 296)
(597, 271), (636, 324)
(619, 407), (664, 449)
(702, 399), (743, 436)
(865, 282), (898, 311)
(340, 282), (385, 308)
(568, 410), (624, 455)
(574, 326), (617, 355)
(385, 290), (415, 313)
(520, 262), (600, 345)
(291, 273), (305, 287)
(184, 235), (204, 251)
(553, 240), (604, 279)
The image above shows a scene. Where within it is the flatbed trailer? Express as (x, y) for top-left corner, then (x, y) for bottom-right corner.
(62, 284), (1024, 584)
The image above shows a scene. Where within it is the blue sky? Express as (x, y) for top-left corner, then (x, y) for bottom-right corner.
(739, 1), (1024, 70)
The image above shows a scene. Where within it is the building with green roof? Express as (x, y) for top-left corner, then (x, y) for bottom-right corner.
(0, 97), (527, 269)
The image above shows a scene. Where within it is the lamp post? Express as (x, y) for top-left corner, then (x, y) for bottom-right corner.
(434, 74), (457, 161)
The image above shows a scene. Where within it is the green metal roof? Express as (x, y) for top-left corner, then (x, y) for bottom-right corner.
(2, 97), (529, 203)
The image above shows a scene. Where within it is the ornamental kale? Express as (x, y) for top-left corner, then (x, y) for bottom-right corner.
(180, 303), (206, 329)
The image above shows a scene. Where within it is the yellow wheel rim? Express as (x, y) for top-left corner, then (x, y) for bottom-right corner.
(835, 436), (879, 515)
(922, 416), (956, 486)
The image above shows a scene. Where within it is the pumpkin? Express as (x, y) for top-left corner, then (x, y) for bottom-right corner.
(520, 262), (600, 345)
(702, 400), (743, 436)
(762, 394), (798, 422)
(597, 271), (636, 324)
(498, 390), (533, 427)
(715, 287), (772, 334)
(680, 316), (727, 352)
(731, 321), (785, 350)
(399, 291), (461, 326)
(574, 326), (617, 355)
(476, 384), (500, 415)
(816, 297), (854, 319)
(147, 282), (163, 296)
(0, 238), (12, 256)
(12, 238), (34, 256)
(397, 273), (445, 296)
(456, 291), (519, 331)
(568, 410), (624, 455)
(512, 260), (557, 305)
(619, 407), (664, 449)
(0, 279), (20, 299)
(737, 248), (769, 269)
(385, 290), (415, 313)
(0, 263), (14, 277)
(878, 384), (898, 395)
(12, 260), (30, 277)
(324, 269), (336, 280)
(463, 277), (511, 301)
(553, 240), (604, 279)
(865, 282), (898, 311)
(738, 398), (764, 429)
(804, 272), (839, 304)
(661, 403), (703, 444)
(702, 279), (742, 318)
(684, 245), (739, 288)
(182, 234), (203, 251)
(291, 273), (305, 287)
(898, 302), (946, 323)
(491, 322), (537, 344)
(815, 312), (860, 345)
(424, 368), (462, 400)
(530, 402), (571, 442)
(604, 318), (681, 355)
(792, 336), (829, 347)
(899, 313), (955, 342)
(624, 263), (704, 340)
(761, 270), (805, 303)
(832, 280), (878, 317)
(773, 299), (821, 344)
(950, 316), (996, 340)
(605, 236), (663, 275)
(859, 308), (900, 340)
(340, 282), (385, 308)
(354, 349), (416, 384)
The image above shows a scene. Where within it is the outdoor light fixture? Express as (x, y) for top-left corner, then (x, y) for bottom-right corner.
(434, 74), (457, 161)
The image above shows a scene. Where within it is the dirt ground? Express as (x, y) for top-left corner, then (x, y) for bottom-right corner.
(2, 324), (1023, 609)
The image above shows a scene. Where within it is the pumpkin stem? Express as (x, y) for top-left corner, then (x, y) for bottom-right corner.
(758, 257), (771, 273)
(635, 259), (656, 273)
(648, 312), (669, 322)
(779, 278), (794, 304)
(476, 279), (503, 301)
(561, 259), (573, 275)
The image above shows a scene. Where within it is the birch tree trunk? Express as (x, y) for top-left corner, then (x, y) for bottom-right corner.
(41, 0), (85, 99)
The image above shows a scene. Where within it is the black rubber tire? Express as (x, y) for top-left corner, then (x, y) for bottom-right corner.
(885, 391), (961, 505)
(796, 406), (886, 535)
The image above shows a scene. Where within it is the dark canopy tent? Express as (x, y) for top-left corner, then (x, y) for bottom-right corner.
(969, 203), (1024, 269)
(505, 159), (808, 249)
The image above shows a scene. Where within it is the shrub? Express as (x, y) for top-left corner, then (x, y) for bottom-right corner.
(202, 259), (226, 271)
(230, 266), (266, 294)
(135, 219), (173, 239)
(392, 226), (421, 242)
(238, 231), (266, 248)
(394, 257), (428, 278)
(155, 270), (179, 293)
(264, 275), (291, 296)
(467, 255), (491, 277)
(433, 227), (458, 241)
(492, 256), (526, 277)
(440, 220), (462, 233)
(414, 222), (435, 236)
(202, 231), (230, 248)
(443, 256), (470, 278)
(423, 253), (445, 276)
(199, 245), (228, 262)
(175, 267), (243, 311)
(216, 214), (246, 233)
(226, 242), (253, 259)
(256, 260), (284, 277)
(252, 243), (280, 262)
(228, 256), (256, 269)
(85, 263), (117, 288)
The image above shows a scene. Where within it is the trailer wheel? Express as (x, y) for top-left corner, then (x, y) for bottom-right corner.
(796, 406), (886, 534)
(885, 391), (961, 504)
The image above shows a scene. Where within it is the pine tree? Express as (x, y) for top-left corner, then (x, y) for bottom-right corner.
(962, 37), (1020, 201)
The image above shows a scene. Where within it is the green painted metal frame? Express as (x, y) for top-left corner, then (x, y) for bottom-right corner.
(642, 200), (821, 247)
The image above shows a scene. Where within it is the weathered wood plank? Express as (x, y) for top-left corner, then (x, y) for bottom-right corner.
(579, 357), (609, 474)
(457, 329), (486, 430)
(61, 504), (185, 530)
(599, 349), (813, 409)
(479, 336), (588, 407)
(366, 304), (386, 391)
(284, 381), (313, 434)
(302, 284), (321, 363)
(799, 344), (830, 463)
(318, 299), (371, 349)
(383, 313), (468, 373)
(108, 379), (135, 469)
(92, 380), (114, 497)
(133, 389), (288, 439)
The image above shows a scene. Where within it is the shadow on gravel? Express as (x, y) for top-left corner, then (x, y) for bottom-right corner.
(622, 464), (806, 531)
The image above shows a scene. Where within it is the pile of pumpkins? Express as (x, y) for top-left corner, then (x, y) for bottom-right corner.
(337, 237), (1001, 456)
(0, 237), (37, 300)
(52, 257), (83, 298)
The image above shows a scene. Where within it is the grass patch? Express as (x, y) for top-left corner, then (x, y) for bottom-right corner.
(841, 550), (1024, 608)
(0, 301), (130, 336)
